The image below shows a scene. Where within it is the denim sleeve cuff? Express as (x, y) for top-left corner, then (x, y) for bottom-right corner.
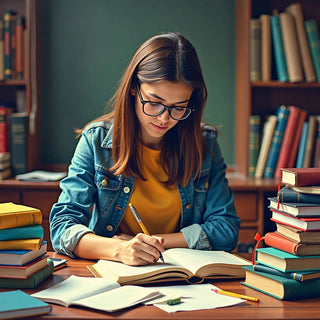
(59, 225), (94, 258)
(181, 224), (213, 250)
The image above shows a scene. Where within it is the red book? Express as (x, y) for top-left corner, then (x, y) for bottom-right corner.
(15, 16), (24, 79)
(271, 209), (320, 231)
(264, 232), (320, 256)
(275, 106), (307, 179)
(0, 105), (14, 153)
(281, 167), (320, 186)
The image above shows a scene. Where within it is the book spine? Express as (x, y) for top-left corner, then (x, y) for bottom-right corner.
(295, 121), (308, 168)
(250, 19), (262, 81)
(0, 211), (42, 230)
(270, 15), (289, 82)
(264, 106), (289, 178)
(313, 116), (320, 167)
(0, 238), (42, 250)
(303, 115), (317, 167)
(3, 10), (12, 79)
(260, 14), (271, 81)
(264, 232), (299, 255)
(255, 115), (278, 178)
(0, 108), (7, 153)
(15, 16), (24, 79)
(0, 225), (44, 241)
(248, 115), (261, 178)
(305, 20), (320, 81)
(286, 3), (316, 82)
(0, 260), (53, 289)
(253, 264), (303, 281)
(0, 19), (4, 81)
(280, 12), (303, 82)
(10, 12), (17, 79)
(275, 106), (302, 179)
(278, 187), (320, 204)
(10, 113), (28, 176)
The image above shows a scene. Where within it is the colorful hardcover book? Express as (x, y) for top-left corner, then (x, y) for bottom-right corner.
(264, 106), (290, 178)
(0, 241), (47, 266)
(0, 19), (4, 81)
(260, 14), (271, 81)
(0, 256), (48, 279)
(275, 106), (306, 179)
(305, 20), (320, 81)
(276, 223), (320, 244)
(248, 115), (261, 178)
(250, 19), (262, 81)
(10, 112), (28, 176)
(15, 16), (24, 79)
(295, 121), (308, 168)
(0, 290), (51, 318)
(3, 10), (13, 79)
(303, 115), (317, 168)
(0, 259), (53, 289)
(242, 265), (320, 300)
(0, 202), (42, 230)
(271, 209), (320, 231)
(254, 247), (320, 272)
(278, 186), (320, 204)
(252, 264), (320, 282)
(281, 167), (320, 186)
(0, 224), (44, 241)
(0, 238), (43, 251)
(0, 104), (15, 153)
(314, 116), (320, 167)
(270, 14), (289, 82)
(264, 232), (320, 256)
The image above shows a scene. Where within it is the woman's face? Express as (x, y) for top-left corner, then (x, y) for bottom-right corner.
(133, 81), (193, 149)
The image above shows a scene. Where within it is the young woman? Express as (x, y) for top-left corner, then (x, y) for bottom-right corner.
(50, 32), (240, 265)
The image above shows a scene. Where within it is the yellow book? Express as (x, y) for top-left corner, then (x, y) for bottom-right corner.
(0, 202), (42, 229)
(87, 248), (251, 285)
(0, 238), (43, 250)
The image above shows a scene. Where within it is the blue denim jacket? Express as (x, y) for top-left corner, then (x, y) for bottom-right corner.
(50, 121), (240, 258)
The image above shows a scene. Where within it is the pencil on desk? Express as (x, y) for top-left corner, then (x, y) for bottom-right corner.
(128, 203), (165, 263)
(212, 288), (259, 303)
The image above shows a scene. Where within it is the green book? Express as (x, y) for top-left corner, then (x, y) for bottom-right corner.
(248, 115), (261, 178)
(305, 20), (320, 81)
(0, 224), (44, 241)
(0, 259), (54, 289)
(242, 265), (320, 300)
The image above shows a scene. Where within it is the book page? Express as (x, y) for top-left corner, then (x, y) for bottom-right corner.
(32, 275), (120, 306)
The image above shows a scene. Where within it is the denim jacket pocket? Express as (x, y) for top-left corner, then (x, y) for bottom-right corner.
(95, 168), (121, 191)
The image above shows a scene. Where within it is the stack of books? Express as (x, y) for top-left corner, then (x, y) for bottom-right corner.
(242, 167), (320, 300)
(0, 202), (54, 288)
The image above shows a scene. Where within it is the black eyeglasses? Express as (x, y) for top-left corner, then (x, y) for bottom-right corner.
(135, 84), (195, 121)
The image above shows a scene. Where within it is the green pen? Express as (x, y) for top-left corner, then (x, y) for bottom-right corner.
(166, 298), (181, 305)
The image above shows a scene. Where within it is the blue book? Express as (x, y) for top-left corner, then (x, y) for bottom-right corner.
(305, 20), (320, 81)
(264, 106), (290, 178)
(295, 121), (309, 168)
(0, 290), (51, 318)
(271, 15), (289, 82)
(278, 186), (320, 204)
(0, 224), (44, 241)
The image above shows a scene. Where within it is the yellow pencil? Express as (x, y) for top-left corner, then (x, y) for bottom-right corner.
(128, 203), (165, 263)
(212, 288), (259, 303)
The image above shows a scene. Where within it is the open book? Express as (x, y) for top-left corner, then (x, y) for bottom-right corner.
(87, 248), (251, 285)
(31, 275), (161, 313)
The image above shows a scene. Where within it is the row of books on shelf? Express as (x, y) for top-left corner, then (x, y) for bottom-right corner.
(242, 167), (320, 300)
(0, 202), (56, 289)
(250, 2), (320, 83)
(0, 10), (27, 80)
(249, 105), (320, 178)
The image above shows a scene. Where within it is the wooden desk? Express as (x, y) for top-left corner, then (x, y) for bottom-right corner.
(4, 252), (320, 320)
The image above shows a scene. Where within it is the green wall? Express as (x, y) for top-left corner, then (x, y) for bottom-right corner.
(40, 0), (235, 165)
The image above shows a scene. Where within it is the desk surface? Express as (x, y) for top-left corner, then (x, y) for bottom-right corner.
(5, 252), (320, 320)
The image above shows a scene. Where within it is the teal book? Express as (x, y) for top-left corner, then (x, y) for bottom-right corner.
(305, 20), (320, 81)
(252, 264), (320, 282)
(295, 121), (308, 168)
(248, 115), (261, 178)
(264, 106), (290, 178)
(278, 186), (320, 204)
(0, 259), (54, 289)
(242, 265), (320, 300)
(0, 289), (51, 318)
(254, 247), (320, 272)
(271, 14), (289, 82)
(0, 224), (44, 241)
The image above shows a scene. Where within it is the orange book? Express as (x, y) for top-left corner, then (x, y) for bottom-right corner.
(15, 16), (24, 79)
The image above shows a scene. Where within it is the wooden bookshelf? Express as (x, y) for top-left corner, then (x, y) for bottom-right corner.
(0, 0), (40, 172)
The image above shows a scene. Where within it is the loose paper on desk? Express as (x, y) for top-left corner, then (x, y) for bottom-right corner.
(16, 170), (67, 182)
(32, 275), (162, 313)
(145, 284), (244, 313)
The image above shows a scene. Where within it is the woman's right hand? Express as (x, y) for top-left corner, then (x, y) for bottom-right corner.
(113, 233), (164, 266)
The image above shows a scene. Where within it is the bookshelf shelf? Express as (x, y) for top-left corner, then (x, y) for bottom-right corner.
(0, 80), (27, 86)
(252, 81), (320, 88)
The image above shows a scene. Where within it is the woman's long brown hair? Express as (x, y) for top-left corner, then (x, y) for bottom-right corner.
(77, 32), (208, 187)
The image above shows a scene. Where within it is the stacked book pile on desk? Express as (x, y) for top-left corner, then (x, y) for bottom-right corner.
(0, 202), (54, 288)
(242, 168), (320, 300)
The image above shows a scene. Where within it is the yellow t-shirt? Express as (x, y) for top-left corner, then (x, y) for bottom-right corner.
(119, 145), (181, 235)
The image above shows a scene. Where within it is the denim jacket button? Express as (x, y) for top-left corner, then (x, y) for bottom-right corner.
(186, 203), (192, 209)
(106, 225), (113, 231)
(123, 187), (130, 193)
(101, 178), (108, 186)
